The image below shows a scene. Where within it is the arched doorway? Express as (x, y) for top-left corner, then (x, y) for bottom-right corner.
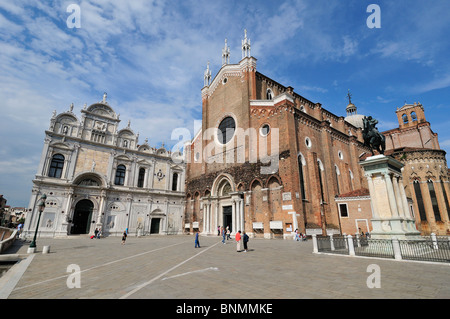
(72, 199), (94, 234)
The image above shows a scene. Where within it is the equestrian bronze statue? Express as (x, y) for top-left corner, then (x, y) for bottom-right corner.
(362, 116), (386, 155)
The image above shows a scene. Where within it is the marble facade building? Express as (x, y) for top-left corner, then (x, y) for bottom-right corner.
(23, 94), (185, 238)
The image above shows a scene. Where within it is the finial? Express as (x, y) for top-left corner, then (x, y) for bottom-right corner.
(222, 38), (230, 65)
(127, 120), (131, 127)
(204, 61), (211, 86)
(70, 103), (74, 112)
(103, 92), (107, 103)
(347, 89), (352, 104)
(242, 29), (251, 58)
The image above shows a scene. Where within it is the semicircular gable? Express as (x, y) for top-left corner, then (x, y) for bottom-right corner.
(87, 103), (116, 118)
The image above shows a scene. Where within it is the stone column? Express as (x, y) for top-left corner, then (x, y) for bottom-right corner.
(365, 173), (379, 218)
(392, 176), (405, 218)
(232, 199), (236, 234)
(202, 201), (207, 234)
(384, 173), (399, 217)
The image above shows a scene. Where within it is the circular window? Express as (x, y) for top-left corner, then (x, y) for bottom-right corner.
(305, 137), (311, 148)
(260, 124), (270, 136)
(218, 116), (236, 144)
(222, 78), (228, 84)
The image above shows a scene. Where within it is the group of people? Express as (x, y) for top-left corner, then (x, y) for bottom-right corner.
(294, 229), (307, 241)
(91, 228), (102, 239)
(195, 226), (249, 252)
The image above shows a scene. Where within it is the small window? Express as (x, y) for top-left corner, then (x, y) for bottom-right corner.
(305, 137), (311, 148)
(260, 124), (270, 136)
(115, 165), (126, 186)
(339, 203), (348, 217)
(266, 89), (273, 100)
(48, 154), (65, 178)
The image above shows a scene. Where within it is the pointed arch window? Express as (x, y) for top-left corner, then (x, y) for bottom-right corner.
(318, 160), (325, 203)
(48, 154), (65, 178)
(298, 155), (306, 200)
(115, 165), (126, 186)
(440, 179), (450, 220)
(427, 180), (441, 222)
(335, 165), (340, 195)
(413, 180), (427, 221)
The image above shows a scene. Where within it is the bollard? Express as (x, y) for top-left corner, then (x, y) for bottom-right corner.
(391, 237), (402, 260)
(431, 233), (438, 250)
(347, 235), (355, 256)
(312, 234), (318, 253)
(329, 234), (335, 251)
(42, 245), (51, 254)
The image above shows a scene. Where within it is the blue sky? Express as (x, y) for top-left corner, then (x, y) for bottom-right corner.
(1, 0), (449, 208)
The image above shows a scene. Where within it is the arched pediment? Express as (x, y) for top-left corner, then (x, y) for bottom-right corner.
(86, 103), (117, 119)
(56, 112), (78, 124)
(72, 172), (106, 188)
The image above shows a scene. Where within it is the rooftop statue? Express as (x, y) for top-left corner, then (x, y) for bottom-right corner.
(362, 115), (385, 155)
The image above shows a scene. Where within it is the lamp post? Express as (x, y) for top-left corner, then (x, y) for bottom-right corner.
(28, 194), (46, 253)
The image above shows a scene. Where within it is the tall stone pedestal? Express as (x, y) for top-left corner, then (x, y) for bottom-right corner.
(360, 155), (421, 239)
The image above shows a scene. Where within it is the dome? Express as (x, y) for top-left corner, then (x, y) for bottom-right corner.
(345, 114), (365, 129)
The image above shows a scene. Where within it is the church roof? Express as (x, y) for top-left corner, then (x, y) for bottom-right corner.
(336, 188), (370, 198)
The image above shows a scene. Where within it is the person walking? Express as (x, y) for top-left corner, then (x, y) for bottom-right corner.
(226, 226), (231, 240)
(121, 230), (127, 245)
(195, 231), (201, 248)
(221, 227), (226, 244)
(235, 230), (242, 252)
(243, 231), (249, 252)
(217, 226), (220, 236)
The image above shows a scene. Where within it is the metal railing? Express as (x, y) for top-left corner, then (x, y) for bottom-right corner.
(313, 233), (450, 263)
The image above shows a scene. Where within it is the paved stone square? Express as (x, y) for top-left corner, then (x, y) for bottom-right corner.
(2, 234), (449, 299)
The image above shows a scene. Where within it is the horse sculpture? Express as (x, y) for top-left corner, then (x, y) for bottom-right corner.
(362, 116), (385, 155)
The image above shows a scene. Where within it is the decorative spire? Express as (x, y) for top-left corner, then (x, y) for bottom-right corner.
(204, 61), (211, 87)
(346, 89), (357, 116)
(102, 92), (107, 104)
(222, 38), (230, 65)
(242, 29), (251, 59)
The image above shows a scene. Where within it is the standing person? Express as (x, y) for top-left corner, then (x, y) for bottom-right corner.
(121, 230), (127, 245)
(235, 230), (242, 252)
(243, 231), (249, 252)
(217, 226), (220, 236)
(97, 228), (102, 239)
(195, 231), (201, 248)
(221, 227), (226, 244)
(94, 228), (99, 239)
(226, 226), (231, 240)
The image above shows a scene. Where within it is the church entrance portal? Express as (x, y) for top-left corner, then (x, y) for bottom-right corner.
(223, 206), (232, 232)
(72, 199), (94, 234)
(150, 218), (161, 234)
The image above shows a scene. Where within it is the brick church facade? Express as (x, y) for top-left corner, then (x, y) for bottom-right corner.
(184, 32), (375, 239)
